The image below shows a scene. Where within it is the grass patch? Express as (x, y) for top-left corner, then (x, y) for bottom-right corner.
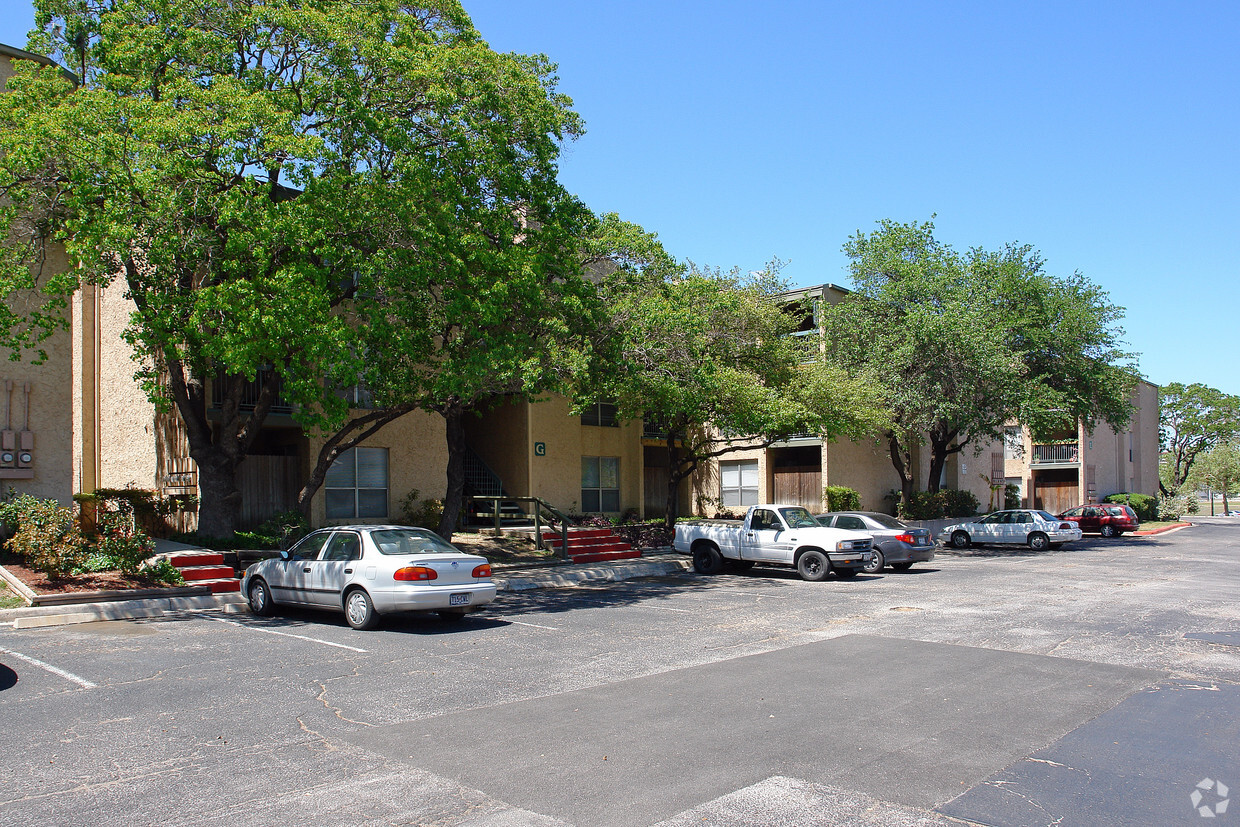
(0, 581), (26, 609)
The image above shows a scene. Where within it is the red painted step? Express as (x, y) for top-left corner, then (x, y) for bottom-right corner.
(166, 550), (241, 594)
(540, 527), (641, 563)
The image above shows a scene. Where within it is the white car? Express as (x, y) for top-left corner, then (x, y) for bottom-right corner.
(241, 525), (497, 630)
(938, 510), (1083, 551)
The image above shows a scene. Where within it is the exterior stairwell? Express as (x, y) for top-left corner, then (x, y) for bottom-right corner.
(165, 550), (241, 594)
(540, 527), (642, 564)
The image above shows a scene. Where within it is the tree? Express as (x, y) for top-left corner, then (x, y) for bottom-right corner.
(585, 252), (886, 529)
(0, 0), (582, 535)
(1188, 442), (1240, 514)
(823, 218), (1137, 506)
(1159, 382), (1240, 495)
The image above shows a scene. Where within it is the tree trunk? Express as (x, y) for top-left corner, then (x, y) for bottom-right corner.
(195, 453), (244, 538)
(886, 431), (915, 510)
(296, 405), (418, 524)
(437, 400), (467, 541)
(927, 425), (966, 495)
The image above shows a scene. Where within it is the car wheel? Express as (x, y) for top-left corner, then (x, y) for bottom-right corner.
(692, 544), (725, 575)
(1100, 524), (1117, 538)
(891, 562), (913, 572)
(862, 549), (884, 574)
(248, 578), (275, 616)
(950, 530), (971, 549)
(726, 559), (755, 572)
(796, 550), (830, 582)
(1027, 532), (1049, 551)
(344, 588), (380, 630)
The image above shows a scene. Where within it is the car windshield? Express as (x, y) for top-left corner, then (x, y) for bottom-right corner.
(866, 513), (906, 529)
(1035, 511), (1059, 522)
(779, 507), (820, 528)
(370, 528), (460, 555)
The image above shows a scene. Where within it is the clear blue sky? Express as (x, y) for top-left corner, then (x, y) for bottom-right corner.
(2, 1), (1237, 395)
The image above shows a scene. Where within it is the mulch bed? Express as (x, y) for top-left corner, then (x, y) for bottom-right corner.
(0, 551), (172, 595)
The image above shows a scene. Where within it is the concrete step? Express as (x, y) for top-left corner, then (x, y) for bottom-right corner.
(177, 564), (237, 582)
(197, 578), (242, 594)
(166, 551), (226, 568)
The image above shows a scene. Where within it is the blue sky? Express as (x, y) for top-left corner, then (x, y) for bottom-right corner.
(2, 1), (1237, 394)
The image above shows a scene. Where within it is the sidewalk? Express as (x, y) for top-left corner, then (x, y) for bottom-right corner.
(0, 550), (694, 629)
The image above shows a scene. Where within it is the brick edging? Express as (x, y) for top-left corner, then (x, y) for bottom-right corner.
(1131, 522), (1191, 536)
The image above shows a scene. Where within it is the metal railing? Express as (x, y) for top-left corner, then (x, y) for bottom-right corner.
(1030, 442), (1080, 465)
(467, 495), (571, 560)
(211, 371), (295, 415)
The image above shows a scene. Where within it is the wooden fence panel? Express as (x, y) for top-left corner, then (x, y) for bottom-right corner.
(773, 466), (822, 510)
(237, 456), (301, 530)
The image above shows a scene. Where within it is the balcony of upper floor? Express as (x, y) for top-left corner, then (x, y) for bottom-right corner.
(1029, 440), (1080, 468)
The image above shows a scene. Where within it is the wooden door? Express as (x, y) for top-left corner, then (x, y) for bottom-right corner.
(1034, 479), (1079, 514)
(772, 466), (822, 510)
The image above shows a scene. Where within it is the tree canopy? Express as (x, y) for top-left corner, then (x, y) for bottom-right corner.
(822, 217), (1138, 505)
(0, 0), (583, 534)
(1159, 382), (1240, 495)
(583, 242), (887, 528)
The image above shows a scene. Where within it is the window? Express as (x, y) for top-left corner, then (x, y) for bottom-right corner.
(1003, 427), (1023, 460)
(325, 447), (389, 519)
(720, 460), (759, 508)
(581, 402), (619, 427)
(581, 456), (620, 512)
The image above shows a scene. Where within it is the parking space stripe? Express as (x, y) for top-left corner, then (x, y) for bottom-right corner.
(505, 620), (560, 630)
(203, 616), (368, 652)
(0, 645), (98, 689)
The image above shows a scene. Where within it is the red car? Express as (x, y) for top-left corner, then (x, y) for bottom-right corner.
(1057, 504), (1140, 537)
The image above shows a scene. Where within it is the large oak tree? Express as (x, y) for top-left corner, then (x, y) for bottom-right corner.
(0, 0), (582, 535)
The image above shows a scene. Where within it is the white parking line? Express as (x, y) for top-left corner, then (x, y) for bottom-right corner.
(203, 616), (368, 653)
(0, 645), (97, 689)
(506, 620), (560, 630)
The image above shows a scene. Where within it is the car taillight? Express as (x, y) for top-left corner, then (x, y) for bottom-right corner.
(394, 566), (437, 581)
(473, 564), (492, 578)
(1060, 523), (1072, 530)
(895, 533), (915, 544)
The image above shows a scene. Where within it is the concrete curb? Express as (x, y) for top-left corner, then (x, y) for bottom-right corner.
(0, 592), (246, 628)
(1131, 522), (1191, 536)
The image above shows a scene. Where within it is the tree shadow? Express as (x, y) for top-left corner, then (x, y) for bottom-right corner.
(0, 663), (17, 691)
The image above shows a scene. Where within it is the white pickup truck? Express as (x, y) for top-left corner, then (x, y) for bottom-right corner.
(673, 504), (874, 581)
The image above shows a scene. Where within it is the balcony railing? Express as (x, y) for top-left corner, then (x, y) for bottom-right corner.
(1030, 442), (1080, 465)
(212, 371), (295, 415)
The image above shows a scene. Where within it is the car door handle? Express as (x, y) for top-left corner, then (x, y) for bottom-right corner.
(303, 567), (312, 572)
(344, 568), (353, 574)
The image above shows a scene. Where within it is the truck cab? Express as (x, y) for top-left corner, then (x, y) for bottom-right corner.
(673, 504), (874, 581)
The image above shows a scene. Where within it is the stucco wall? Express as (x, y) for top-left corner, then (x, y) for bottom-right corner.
(823, 437), (902, 514)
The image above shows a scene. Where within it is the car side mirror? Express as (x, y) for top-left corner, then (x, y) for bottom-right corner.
(279, 549), (291, 561)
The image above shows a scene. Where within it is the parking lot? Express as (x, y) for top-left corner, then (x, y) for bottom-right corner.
(1, 520), (1238, 826)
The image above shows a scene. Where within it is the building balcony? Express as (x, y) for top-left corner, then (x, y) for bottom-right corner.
(1030, 441), (1080, 466)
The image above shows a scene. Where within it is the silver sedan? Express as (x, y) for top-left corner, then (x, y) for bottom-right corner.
(816, 511), (935, 573)
(937, 510), (1083, 551)
(241, 525), (497, 630)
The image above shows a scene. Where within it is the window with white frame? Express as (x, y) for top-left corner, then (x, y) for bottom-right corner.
(720, 460), (759, 508)
(581, 456), (620, 512)
(325, 447), (389, 519)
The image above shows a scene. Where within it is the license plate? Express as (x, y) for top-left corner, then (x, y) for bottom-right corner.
(449, 593), (471, 606)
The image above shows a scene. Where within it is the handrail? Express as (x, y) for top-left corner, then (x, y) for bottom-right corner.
(466, 495), (570, 561)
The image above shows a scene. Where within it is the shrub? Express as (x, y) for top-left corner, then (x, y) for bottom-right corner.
(95, 510), (157, 575)
(1004, 483), (1021, 510)
(142, 558), (185, 586)
(3, 496), (87, 577)
(256, 510), (310, 548)
(399, 490), (443, 531)
(824, 485), (861, 512)
(939, 488), (980, 517)
(900, 491), (944, 521)
(1157, 493), (1197, 521)
(77, 487), (189, 539)
(1104, 493), (1158, 522)
(613, 520), (673, 549)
